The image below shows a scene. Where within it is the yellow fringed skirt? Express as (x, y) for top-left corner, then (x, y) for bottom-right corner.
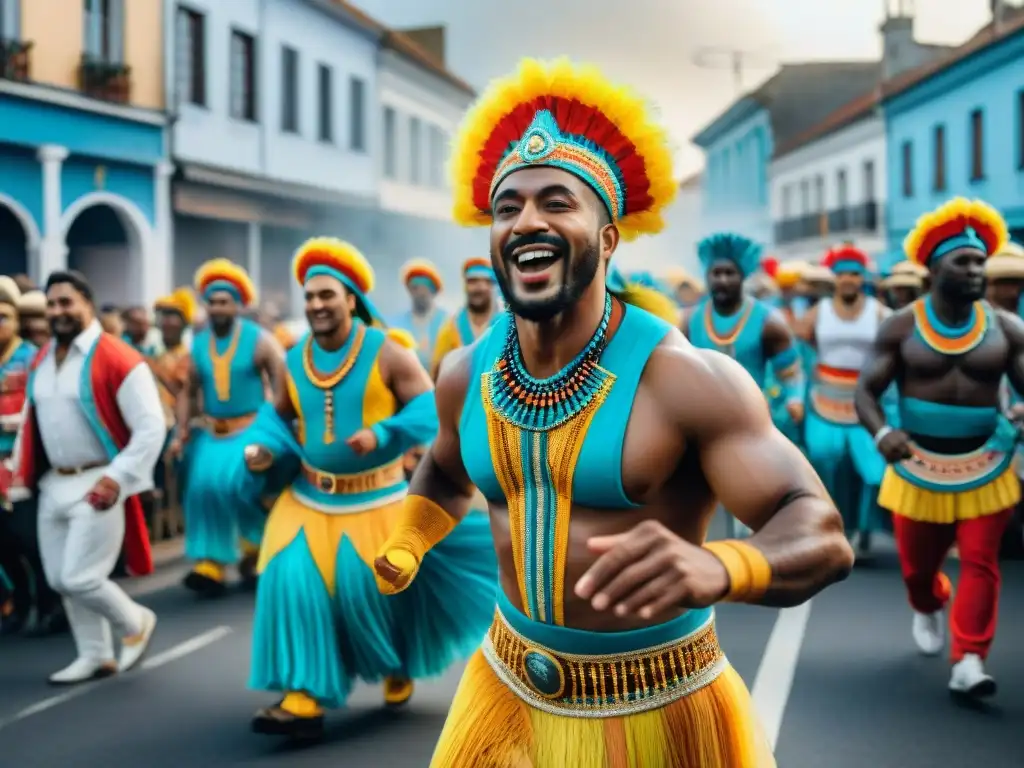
(878, 448), (1020, 525)
(430, 596), (775, 768)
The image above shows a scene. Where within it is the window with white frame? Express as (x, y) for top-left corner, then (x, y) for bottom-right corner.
(229, 30), (256, 121)
(349, 76), (366, 151)
(409, 116), (421, 184)
(176, 6), (205, 106)
(84, 0), (124, 63)
(281, 45), (299, 134)
(382, 106), (397, 179)
(0, 0), (21, 41)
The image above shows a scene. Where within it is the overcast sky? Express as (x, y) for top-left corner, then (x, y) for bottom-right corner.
(352, 0), (998, 178)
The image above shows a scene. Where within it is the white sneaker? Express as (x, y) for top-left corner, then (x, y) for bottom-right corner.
(949, 654), (997, 698)
(118, 607), (157, 672)
(48, 657), (117, 685)
(912, 610), (944, 656)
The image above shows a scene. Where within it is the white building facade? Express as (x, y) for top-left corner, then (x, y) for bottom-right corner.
(769, 107), (888, 264)
(326, 37), (479, 318)
(621, 174), (703, 280)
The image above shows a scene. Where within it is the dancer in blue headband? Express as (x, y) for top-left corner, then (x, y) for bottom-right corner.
(795, 244), (889, 556)
(170, 259), (285, 596)
(856, 197), (1023, 699)
(682, 233), (806, 535)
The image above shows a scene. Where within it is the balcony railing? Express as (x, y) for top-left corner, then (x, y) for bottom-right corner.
(0, 38), (33, 83)
(78, 55), (132, 104)
(774, 201), (879, 245)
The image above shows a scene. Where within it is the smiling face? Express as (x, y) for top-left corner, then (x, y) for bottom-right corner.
(489, 166), (616, 323)
(707, 259), (744, 306)
(465, 276), (494, 312)
(932, 246), (987, 303)
(304, 273), (355, 338)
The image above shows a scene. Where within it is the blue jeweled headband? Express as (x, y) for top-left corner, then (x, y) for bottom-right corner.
(464, 264), (496, 281)
(929, 227), (988, 263)
(408, 276), (439, 293)
(305, 264), (383, 325)
(829, 259), (866, 275)
(203, 280), (241, 303)
(489, 110), (625, 221)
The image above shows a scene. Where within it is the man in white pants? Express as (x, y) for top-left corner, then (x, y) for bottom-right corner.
(13, 271), (164, 684)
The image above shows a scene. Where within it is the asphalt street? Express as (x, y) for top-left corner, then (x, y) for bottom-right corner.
(1, 528), (1022, 768)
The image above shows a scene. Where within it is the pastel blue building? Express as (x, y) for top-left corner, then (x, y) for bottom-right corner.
(883, 18), (1024, 253)
(0, 1), (170, 306)
(692, 62), (884, 254)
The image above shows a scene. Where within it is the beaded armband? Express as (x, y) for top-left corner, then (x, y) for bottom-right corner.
(703, 540), (772, 603)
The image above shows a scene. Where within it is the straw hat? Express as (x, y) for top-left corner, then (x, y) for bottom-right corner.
(985, 241), (1024, 280)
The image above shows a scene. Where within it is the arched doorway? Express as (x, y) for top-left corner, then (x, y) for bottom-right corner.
(63, 195), (146, 307)
(0, 194), (41, 281)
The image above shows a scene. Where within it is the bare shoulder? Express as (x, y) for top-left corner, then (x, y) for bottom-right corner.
(876, 304), (915, 342)
(993, 306), (1024, 343)
(642, 329), (769, 435)
(434, 342), (476, 417)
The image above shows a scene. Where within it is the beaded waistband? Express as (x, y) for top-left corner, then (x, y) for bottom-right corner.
(482, 607), (726, 718)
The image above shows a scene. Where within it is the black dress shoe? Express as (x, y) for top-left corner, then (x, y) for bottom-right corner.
(252, 702), (324, 740)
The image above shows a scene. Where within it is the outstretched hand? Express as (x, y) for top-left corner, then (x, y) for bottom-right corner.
(574, 520), (730, 620)
(346, 429), (379, 456)
(373, 550), (420, 595)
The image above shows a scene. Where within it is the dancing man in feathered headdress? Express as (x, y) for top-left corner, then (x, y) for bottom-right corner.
(856, 198), (1024, 699)
(372, 58), (852, 767)
(239, 238), (496, 740)
(391, 259), (450, 370)
(793, 244), (891, 556)
(168, 260), (285, 596)
(430, 257), (501, 379)
(683, 235), (808, 476)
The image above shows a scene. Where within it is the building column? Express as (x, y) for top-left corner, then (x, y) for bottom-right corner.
(35, 144), (69, 284)
(145, 160), (175, 304)
(246, 220), (261, 298)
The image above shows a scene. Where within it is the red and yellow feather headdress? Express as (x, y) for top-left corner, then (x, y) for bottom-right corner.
(292, 237), (383, 326)
(450, 58), (677, 241)
(292, 237), (375, 295)
(400, 259), (444, 293)
(903, 197), (1008, 266)
(154, 287), (197, 324)
(194, 259), (257, 307)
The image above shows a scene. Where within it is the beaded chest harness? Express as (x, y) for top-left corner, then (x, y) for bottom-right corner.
(487, 294), (614, 431)
(911, 296), (989, 356)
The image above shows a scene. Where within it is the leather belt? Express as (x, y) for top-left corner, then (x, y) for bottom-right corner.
(200, 413), (256, 437)
(301, 460), (405, 495)
(53, 461), (107, 476)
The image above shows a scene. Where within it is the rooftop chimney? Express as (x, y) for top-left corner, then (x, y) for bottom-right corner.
(398, 26), (446, 66)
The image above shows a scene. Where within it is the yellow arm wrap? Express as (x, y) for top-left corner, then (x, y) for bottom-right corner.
(383, 494), (458, 565)
(703, 540), (773, 603)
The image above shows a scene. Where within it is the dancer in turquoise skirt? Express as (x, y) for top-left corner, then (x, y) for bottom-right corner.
(795, 245), (890, 554)
(683, 234), (806, 538)
(242, 238), (496, 740)
(170, 259), (285, 595)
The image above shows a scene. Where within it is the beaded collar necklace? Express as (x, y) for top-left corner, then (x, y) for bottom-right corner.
(488, 293), (614, 431)
(703, 298), (753, 348)
(911, 296), (988, 356)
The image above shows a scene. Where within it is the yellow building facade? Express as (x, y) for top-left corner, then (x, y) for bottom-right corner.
(16, 0), (165, 111)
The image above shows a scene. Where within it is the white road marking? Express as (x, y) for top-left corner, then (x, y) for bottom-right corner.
(750, 601), (813, 751)
(0, 625), (232, 732)
(141, 625), (233, 670)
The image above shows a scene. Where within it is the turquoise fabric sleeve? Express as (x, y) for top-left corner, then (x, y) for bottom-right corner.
(769, 345), (805, 403)
(227, 403), (302, 499)
(370, 390), (439, 453)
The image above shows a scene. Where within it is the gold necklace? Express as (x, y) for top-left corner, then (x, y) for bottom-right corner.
(301, 324), (366, 444)
(209, 324), (241, 402)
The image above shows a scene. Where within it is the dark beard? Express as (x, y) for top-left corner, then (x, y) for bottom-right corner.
(495, 241), (600, 323)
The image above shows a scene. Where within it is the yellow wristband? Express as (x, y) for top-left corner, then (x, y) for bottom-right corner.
(704, 540), (772, 603)
(381, 494), (457, 565)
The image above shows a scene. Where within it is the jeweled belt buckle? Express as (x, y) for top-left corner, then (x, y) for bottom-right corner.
(212, 420), (231, 436)
(316, 472), (337, 493)
(521, 647), (566, 700)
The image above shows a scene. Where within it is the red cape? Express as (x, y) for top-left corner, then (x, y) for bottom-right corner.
(15, 334), (154, 576)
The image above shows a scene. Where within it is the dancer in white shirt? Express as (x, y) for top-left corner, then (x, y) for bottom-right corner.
(13, 271), (165, 684)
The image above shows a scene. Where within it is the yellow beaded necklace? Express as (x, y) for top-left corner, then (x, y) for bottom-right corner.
(209, 323), (241, 402)
(301, 323), (366, 444)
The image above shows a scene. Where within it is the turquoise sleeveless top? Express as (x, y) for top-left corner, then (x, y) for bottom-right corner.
(286, 323), (407, 508)
(192, 318), (265, 418)
(460, 305), (671, 510)
(392, 308), (448, 369)
(687, 297), (771, 389)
